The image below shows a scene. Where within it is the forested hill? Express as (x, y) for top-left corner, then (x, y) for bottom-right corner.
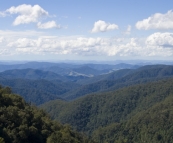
(0, 68), (69, 81)
(0, 78), (80, 105)
(1, 62), (173, 142)
(0, 86), (95, 143)
(0, 64), (173, 105)
(92, 95), (173, 143)
(62, 65), (173, 100)
(41, 78), (173, 142)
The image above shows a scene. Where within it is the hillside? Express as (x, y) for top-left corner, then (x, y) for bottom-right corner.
(1, 64), (173, 105)
(77, 68), (132, 85)
(72, 66), (103, 76)
(0, 68), (69, 81)
(41, 78), (173, 140)
(62, 65), (173, 100)
(92, 95), (173, 143)
(0, 86), (95, 143)
(0, 78), (80, 105)
(1, 62), (173, 142)
(84, 63), (139, 71)
(0, 62), (57, 72)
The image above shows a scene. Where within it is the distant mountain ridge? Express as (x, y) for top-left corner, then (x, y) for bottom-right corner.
(0, 77), (80, 105)
(61, 65), (173, 100)
(0, 68), (69, 81)
(0, 63), (173, 105)
(0, 61), (139, 76)
(0, 62), (57, 72)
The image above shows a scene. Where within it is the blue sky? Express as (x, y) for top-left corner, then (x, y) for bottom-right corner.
(0, 0), (173, 61)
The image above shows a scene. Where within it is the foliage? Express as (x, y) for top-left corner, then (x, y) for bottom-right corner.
(1, 63), (173, 142)
(1, 65), (173, 104)
(92, 95), (173, 143)
(0, 78), (80, 105)
(41, 78), (173, 142)
(0, 86), (95, 143)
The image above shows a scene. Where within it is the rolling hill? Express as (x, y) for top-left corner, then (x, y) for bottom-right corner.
(92, 95), (173, 142)
(1, 61), (173, 142)
(40, 78), (173, 142)
(61, 65), (173, 100)
(0, 78), (80, 105)
(0, 68), (69, 81)
(1, 64), (173, 104)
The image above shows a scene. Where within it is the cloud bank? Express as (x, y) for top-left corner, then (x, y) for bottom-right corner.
(0, 30), (172, 59)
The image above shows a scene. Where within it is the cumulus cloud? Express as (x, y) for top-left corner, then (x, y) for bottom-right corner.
(144, 32), (173, 57)
(5, 4), (48, 25)
(0, 4), (63, 30)
(91, 20), (118, 33)
(37, 21), (61, 29)
(146, 32), (173, 48)
(136, 10), (173, 30)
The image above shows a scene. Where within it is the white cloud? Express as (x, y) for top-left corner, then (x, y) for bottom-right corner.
(146, 32), (173, 48)
(5, 4), (48, 25)
(91, 20), (118, 33)
(136, 10), (173, 30)
(0, 30), (173, 59)
(37, 21), (61, 29)
(1, 4), (62, 30)
(3, 36), (149, 58)
(7, 38), (36, 48)
(5, 36), (132, 56)
(144, 32), (173, 57)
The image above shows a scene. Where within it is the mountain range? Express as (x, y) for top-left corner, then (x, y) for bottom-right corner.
(1, 61), (173, 142)
(41, 78), (173, 142)
(0, 62), (173, 105)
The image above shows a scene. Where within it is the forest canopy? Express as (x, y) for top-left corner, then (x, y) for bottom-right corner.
(0, 86), (95, 143)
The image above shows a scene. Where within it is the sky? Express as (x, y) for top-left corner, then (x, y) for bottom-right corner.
(0, 0), (173, 61)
